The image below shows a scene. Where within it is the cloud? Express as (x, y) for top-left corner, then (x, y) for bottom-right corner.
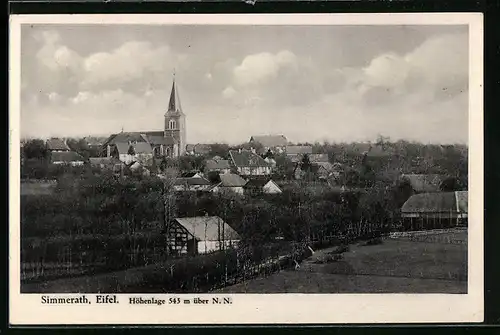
(21, 28), (469, 144)
(81, 41), (175, 90)
(222, 86), (237, 99)
(233, 50), (298, 87)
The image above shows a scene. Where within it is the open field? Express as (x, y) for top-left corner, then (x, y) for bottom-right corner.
(218, 229), (467, 293)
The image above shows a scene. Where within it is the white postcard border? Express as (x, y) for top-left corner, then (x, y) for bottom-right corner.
(9, 13), (484, 325)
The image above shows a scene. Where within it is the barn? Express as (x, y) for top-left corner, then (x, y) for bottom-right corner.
(401, 191), (468, 231)
(167, 216), (240, 255)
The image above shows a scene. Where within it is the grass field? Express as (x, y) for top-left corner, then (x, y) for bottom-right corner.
(218, 229), (467, 293)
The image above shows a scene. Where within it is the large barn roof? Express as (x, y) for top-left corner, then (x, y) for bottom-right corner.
(174, 216), (240, 241)
(401, 191), (468, 213)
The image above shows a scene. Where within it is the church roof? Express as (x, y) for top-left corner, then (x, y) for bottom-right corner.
(145, 134), (176, 146)
(103, 132), (149, 146)
(115, 142), (153, 155)
(167, 79), (184, 115)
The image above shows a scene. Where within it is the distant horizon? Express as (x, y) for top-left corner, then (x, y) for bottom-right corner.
(20, 133), (469, 147)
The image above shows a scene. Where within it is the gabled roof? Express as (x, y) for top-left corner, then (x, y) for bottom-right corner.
(219, 173), (247, 187)
(103, 132), (149, 146)
(206, 159), (231, 170)
(309, 154), (329, 163)
(46, 138), (70, 151)
(401, 174), (445, 193)
(50, 151), (85, 162)
(314, 161), (334, 171)
(229, 149), (270, 168)
(115, 142), (153, 155)
(244, 178), (271, 188)
(401, 191), (468, 213)
(286, 145), (313, 155)
(174, 216), (240, 241)
(84, 136), (108, 146)
(250, 135), (288, 147)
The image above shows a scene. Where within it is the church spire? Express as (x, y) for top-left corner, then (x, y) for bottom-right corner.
(168, 72), (182, 114)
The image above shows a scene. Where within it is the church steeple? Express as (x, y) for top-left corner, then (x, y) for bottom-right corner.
(167, 73), (183, 114)
(164, 72), (186, 157)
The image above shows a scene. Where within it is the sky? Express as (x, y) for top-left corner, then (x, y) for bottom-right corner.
(19, 24), (469, 145)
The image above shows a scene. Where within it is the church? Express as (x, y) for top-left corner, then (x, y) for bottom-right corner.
(101, 77), (187, 163)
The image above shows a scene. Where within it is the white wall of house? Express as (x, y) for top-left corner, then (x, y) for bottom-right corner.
(237, 166), (271, 176)
(173, 184), (210, 192)
(210, 186), (244, 195)
(197, 240), (240, 254)
(52, 161), (84, 166)
(263, 181), (282, 194)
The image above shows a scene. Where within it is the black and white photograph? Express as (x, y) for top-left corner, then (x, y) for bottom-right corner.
(9, 14), (483, 325)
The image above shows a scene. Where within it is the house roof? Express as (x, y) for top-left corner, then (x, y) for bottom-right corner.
(401, 174), (445, 193)
(46, 138), (70, 151)
(84, 136), (107, 146)
(219, 173), (248, 187)
(250, 135), (288, 147)
(229, 149), (270, 168)
(401, 191), (468, 213)
(174, 216), (240, 241)
(286, 145), (313, 155)
(181, 171), (201, 178)
(244, 178), (271, 188)
(314, 161), (334, 171)
(174, 177), (211, 186)
(309, 154), (329, 163)
(115, 142), (153, 155)
(50, 151), (85, 162)
(205, 159), (231, 170)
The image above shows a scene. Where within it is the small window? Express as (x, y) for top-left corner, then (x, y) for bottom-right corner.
(168, 120), (176, 129)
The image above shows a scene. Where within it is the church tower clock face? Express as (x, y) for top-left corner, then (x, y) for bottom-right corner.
(164, 76), (187, 157)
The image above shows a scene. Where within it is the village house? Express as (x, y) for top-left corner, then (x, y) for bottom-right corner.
(83, 136), (107, 150)
(209, 173), (248, 195)
(243, 178), (282, 196)
(286, 145), (313, 163)
(401, 191), (468, 231)
(186, 144), (211, 156)
(173, 177), (212, 192)
(113, 142), (154, 165)
(50, 151), (85, 166)
(46, 138), (70, 152)
(249, 135), (288, 154)
(180, 171), (204, 178)
(228, 149), (272, 176)
(205, 158), (232, 175)
(166, 216), (240, 255)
